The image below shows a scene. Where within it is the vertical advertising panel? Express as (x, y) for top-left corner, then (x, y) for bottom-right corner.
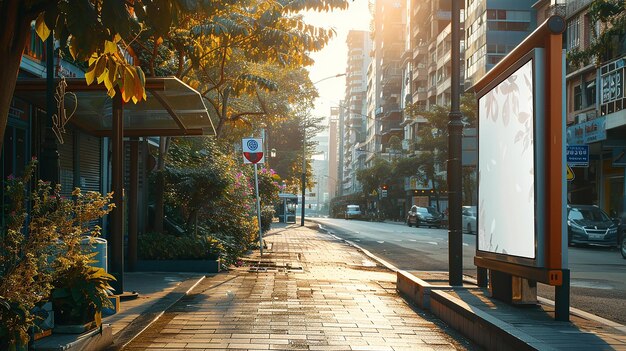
(477, 50), (544, 262)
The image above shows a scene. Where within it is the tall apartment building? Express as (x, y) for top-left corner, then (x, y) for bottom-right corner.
(341, 30), (372, 195)
(402, 0), (463, 154)
(364, 0), (405, 169)
(328, 106), (340, 199)
(464, 0), (538, 89)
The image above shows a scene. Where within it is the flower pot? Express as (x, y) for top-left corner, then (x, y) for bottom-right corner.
(51, 298), (101, 334)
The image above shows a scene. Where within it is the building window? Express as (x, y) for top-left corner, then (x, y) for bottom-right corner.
(567, 16), (580, 51)
(574, 85), (582, 111)
(585, 80), (596, 108)
(486, 10), (531, 32)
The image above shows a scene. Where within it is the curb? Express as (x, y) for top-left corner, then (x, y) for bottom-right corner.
(106, 275), (206, 350)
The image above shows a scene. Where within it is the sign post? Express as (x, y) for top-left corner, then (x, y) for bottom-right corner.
(243, 138), (265, 256)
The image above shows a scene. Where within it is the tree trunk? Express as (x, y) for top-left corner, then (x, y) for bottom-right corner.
(0, 3), (35, 150)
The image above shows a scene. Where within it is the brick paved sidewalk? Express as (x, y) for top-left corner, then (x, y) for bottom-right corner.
(124, 224), (475, 351)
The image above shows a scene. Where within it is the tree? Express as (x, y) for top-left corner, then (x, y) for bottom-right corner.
(126, 0), (346, 231)
(269, 113), (325, 193)
(356, 157), (391, 197)
(567, 0), (626, 68)
(402, 92), (477, 208)
(130, 0), (347, 139)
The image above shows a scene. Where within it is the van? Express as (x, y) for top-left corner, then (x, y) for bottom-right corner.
(345, 205), (362, 220)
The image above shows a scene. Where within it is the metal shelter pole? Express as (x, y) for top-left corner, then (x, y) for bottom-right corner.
(447, 0), (464, 286)
(41, 34), (59, 184)
(128, 137), (139, 271)
(110, 90), (124, 293)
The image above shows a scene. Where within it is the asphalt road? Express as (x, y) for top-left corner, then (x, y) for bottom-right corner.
(310, 217), (626, 325)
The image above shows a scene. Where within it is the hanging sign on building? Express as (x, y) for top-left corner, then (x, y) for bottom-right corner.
(242, 138), (265, 164)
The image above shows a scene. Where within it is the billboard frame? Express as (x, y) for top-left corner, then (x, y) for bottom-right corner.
(472, 15), (566, 288)
(476, 49), (546, 268)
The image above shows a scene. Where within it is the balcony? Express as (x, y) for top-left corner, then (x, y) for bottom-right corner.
(566, 0), (592, 17)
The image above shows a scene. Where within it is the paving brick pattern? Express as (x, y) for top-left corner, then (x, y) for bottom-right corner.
(125, 225), (473, 350)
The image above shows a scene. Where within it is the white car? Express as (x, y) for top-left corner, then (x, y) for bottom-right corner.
(462, 206), (477, 234)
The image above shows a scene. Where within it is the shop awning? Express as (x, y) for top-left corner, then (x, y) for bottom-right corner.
(14, 77), (217, 137)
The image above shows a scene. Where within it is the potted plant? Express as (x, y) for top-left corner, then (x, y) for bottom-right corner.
(51, 260), (115, 333)
(0, 160), (114, 345)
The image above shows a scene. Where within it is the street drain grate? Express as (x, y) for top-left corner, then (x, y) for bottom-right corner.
(246, 261), (304, 273)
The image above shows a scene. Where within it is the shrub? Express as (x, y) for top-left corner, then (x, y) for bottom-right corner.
(260, 206), (275, 233)
(0, 160), (113, 348)
(138, 232), (222, 260)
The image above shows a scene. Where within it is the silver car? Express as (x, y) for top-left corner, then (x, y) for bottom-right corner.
(462, 206), (477, 234)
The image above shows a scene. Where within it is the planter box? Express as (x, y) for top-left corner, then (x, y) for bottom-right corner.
(136, 259), (220, 273)
(52, 311), (101, 334)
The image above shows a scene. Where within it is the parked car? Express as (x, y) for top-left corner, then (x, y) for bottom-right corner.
(566, 205), (620, 247)
(345, 205), (362, 220)
(407, 205), (443, 228)
(462, 206), (477, 234)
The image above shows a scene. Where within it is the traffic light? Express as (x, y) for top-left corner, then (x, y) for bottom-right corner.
(381, 184), (388, 198)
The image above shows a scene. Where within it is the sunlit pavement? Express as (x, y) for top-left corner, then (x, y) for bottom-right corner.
(124, 222), (475, 350)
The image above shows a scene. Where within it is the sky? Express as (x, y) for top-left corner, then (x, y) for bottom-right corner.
(304, 1), (371, 129)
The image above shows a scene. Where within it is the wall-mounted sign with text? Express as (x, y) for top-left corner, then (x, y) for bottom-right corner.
(566, 116), (606, 145)
(566, 145), (589, 167)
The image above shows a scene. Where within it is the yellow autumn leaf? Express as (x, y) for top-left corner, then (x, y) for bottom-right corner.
(134, 66), (146, 102)
(88, 53), (98, 66)
(123, 66), (136, 102)
(69, 36), (78, 60)
(104, 40), (117, 55)
(107, 88), (116, 98)
(103, 72), (113, 92)
(107, 60), (118, 89)
(35, 13), (51, 41)
(85, 65), (96, 85)
(95, 56), (108, 84)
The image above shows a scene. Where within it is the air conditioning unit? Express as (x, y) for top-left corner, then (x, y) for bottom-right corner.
(575, 113), (587, 124)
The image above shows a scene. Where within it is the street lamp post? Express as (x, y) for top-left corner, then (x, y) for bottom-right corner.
(301, 120), (307, 226)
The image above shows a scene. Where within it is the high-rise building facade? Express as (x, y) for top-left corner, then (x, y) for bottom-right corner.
(342, 30), (372, 195)
(364, 0), (406, 169)
(464, 0), (538, 89)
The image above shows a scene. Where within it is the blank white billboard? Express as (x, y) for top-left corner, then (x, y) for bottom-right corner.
(478, 58), (536, 259)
